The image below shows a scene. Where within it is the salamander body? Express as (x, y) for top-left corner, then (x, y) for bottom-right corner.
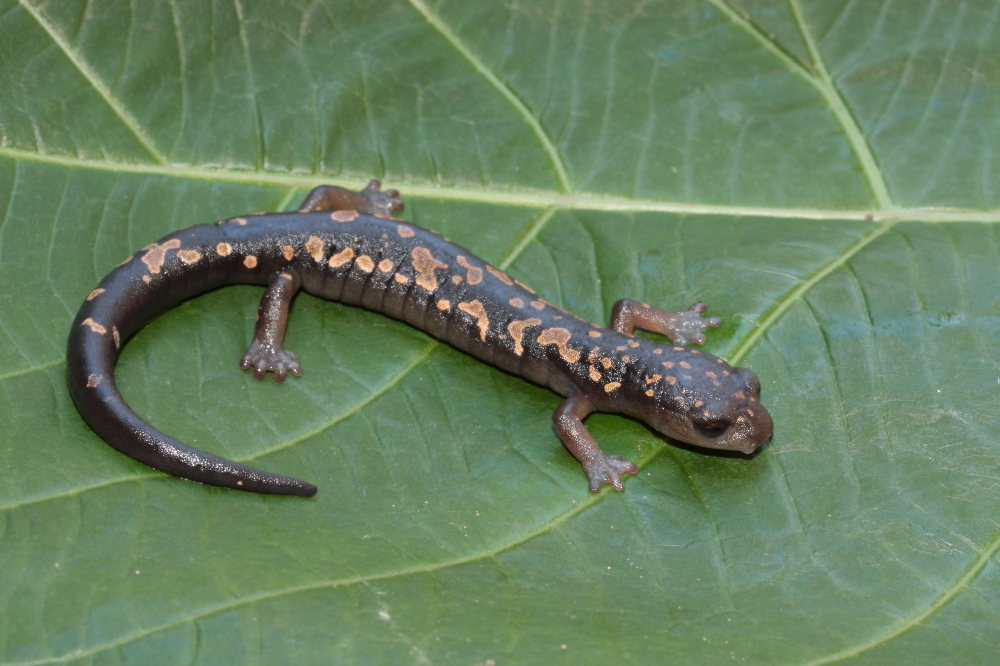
(67, 183), (773, 497)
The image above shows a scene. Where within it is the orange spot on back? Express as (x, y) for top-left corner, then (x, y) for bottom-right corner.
(508, 318), (542, 355)
(86, 373), (101, 388)
(509, 298), (524, 308)
(177, 249), (202, 264)
(411, 247), (448, 292)
(587, 330), (601, 338)
(456, 256), (483, 285)
(394, 272), (409, 284)
(331, 210), (358, 223)
(283, 245), (294, 260)
(356, 255), (375, 272)
(603, 382), (621, 393)
(536, 327), (581, 363)
(486, 265), (514, 285)
(328, 247), (355, 268)
(305, 236), (325, 262)
(141, 239), (181, 274)
(216, 242), (232, 257)
(244, 255), (258, 268)
(589, 365), (602, 382)
(86, 288), (104, 301)
(458, 300), (490, 341)
(601, 357), (612, 369)
(378, 259), (394, 272)
(436, 299), (451, 311)
(397, 225), (415, 238)
(81, 318), (107, 335)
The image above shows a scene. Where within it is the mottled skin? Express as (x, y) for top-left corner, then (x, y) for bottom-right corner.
(67, 182), (773, 497)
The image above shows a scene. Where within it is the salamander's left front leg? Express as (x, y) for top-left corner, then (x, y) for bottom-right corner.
(610, 299), (720, 345)
(298, 180), (403, 216)
(241, 270), (303, 381)
(553, 393), (638, 492)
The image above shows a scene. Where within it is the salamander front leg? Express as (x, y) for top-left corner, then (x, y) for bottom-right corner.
(241, 270), (303, 381)
(553, 393), (638, 492)
(298, 180), (403, 216)
(609, 299), (720, 345)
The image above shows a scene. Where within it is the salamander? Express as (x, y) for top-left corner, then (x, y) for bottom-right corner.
(66, 182), (773, 497)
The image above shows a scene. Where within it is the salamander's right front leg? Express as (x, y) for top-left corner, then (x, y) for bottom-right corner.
(241, 270), (303, 381)
(553, 393), (638, 492)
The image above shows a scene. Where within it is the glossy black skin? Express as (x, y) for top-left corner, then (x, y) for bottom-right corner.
(67, 183), (773, 497)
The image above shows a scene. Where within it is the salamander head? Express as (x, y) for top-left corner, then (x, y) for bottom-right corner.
(628, 353), (773, 454)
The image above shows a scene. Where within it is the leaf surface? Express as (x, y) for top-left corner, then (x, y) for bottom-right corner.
(2, 0), (999, 664)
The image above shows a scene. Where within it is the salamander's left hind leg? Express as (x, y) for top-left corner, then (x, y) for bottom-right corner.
(241, 270), (303, 381)
(298, 180), (403, 216)
(609, 299), (720, 346)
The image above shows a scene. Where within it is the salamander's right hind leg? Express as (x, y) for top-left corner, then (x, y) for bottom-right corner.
(298, 180), (403, 216)
(241, 270), (303, 381)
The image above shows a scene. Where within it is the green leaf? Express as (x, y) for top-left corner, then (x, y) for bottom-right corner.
(2, 0), (999, 663)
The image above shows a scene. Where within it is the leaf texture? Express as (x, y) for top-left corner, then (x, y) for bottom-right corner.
(1, 0), (999, 664)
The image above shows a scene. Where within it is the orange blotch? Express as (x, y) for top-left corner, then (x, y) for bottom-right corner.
(411, 247), (448, 292)
(508, 318), (542, 356)
(81, 318), (107, 335)
(305, 236), (325, 262)
(177, 249), (202, 264)
(141, 239), (181, 274)
(486, 265), (514, 285)
(331, 210), (358, 223)
(456, 256), (483, 285)
(328, 247), (355, 268)
(536, 327), (581, 363)
(458, 300), (490, 341)
(356, 255), (375, 272)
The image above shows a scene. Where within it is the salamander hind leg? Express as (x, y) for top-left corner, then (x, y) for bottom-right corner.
(553, 393), (638, 492)
(241, 270), (303, 381)
(609, 299), (720, 345)
(298, 180), (403, 216)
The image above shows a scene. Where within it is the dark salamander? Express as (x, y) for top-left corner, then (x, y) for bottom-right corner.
(67, 182), (773, 497)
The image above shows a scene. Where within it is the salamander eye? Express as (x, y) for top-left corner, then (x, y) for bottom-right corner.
(694, 420), (728, 438)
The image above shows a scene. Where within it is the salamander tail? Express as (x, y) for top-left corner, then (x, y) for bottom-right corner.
(67, 289), (317, 497)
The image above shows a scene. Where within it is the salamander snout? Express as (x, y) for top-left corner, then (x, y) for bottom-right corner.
(701, 366), (772, 454)
(646, 364), (773, 454)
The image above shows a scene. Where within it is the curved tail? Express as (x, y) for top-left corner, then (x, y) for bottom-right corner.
(66, 231), (317, 497)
